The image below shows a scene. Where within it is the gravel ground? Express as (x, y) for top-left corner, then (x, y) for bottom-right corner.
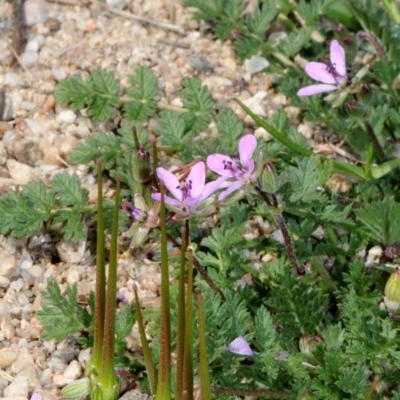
(0, 1), (357, 399)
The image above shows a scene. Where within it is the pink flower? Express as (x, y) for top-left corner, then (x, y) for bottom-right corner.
(152, 162), (225, 220)
(226, 336), (254, 356)
(297, 40), (347, 96)
(207, 134), (257, 200)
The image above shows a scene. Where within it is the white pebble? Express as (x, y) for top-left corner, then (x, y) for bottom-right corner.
(6, 160), (34, 183)
(25, 40), (40, 52)
(3, 375), (30, 397)
(29, 265), (44, 278)
(20, 51), (39, 67)
(10, 278), (24, 292)
(0, 252), (15, 275)
(3, 72), (24, 88)
(52, 67), (67, 81)
(67, 270), (80, 285)
(24, 0), (50, 26)
(57, 110), (77, 124)
(11, 349), (34, 374)
(63, 360), (82, 382)
(244, 54), (270, 74)
(0, 276), (10, 288)
(0, 349), (18, 367)
(254, 126), (272, 142)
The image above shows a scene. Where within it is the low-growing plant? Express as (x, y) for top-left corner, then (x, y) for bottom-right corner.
(4, 1), (400, 399)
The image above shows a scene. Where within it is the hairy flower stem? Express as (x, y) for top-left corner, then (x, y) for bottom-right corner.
(133, 285), (157, 394)
(363, 375), (380, 400)
(156, 182), (171, 400)
(182, 249), (194, 400)
(166, 232), (225, 300)
(132, 126), (140, 151)
(89, 159), (106, 374)
(211, 387), (296, 398)
(175, 227), (187, 400)
(256, 186), (303, 274)
(99, 176), (121, 398)
(363, 120), (387, 162)
(197, 291), (211, 400)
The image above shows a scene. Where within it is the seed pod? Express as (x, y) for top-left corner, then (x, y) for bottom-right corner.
(131, 146), (151, 184)
(61, 378), (90, 400)
(384, 268), (400, 311)
(258, 162), (279, 194)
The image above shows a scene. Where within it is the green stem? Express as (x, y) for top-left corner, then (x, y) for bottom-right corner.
(99, 176), (121, 398)
(155, 182), (171, 400)
(310, 256), (337, 293)
(175, 227), (187, 400)
(133, 285), (157, 394)
(90, 159), (106, 373)
(197, 291), (211, 400)
(183, 249), (194, 400)
(361, 120), (387, 162)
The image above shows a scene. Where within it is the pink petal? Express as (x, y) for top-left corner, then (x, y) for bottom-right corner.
(152, 193), (181, 208)
(305, 62), (337, 84)
(330, 40), (346, 77)
(199, 176), (227, 201)
(238, 134), (257, 170)
(226, 336), (254, 356)
(207, 154), (234, 176)
(297, 84), (337, 96)
(156, 168), (182, 201)
(187, 162), (205, 198)
(219, 181), (243, 200)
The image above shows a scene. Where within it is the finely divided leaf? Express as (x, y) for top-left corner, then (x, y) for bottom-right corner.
(123, 66), (158, 121)
(89, 70), (120, 122)
(182, 77), (214, 134)
(55, 75), (93, 110)
(155, 110), (188, 150)
(52, 173), (89, 208)
(0, 182), (55, 237)
(37, 278), (91, 341)
(355, 198), (400, 245)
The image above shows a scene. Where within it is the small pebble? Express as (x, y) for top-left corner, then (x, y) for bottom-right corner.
(0, 252), (16, 275)
(11, 348), (34, 374)
(0, 349), (18, 367)
(1, 317), (15, 340)
(63, 360), (82, 382)
(20, 52), (39, 67)
(24, 0), (50, 26)
(244, 54), (270, 74)
(3, 375), (30, 398)
(57, 110), (77, 124)
(6, 159), (34, 183)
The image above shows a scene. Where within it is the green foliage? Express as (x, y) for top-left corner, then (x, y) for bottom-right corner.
(355, 198), (400, 245)
(0, 181), (55, 238)
(55, 70), (120, 122)
(36, 278), (92, 341)
(123, 66), (158, 121)
(181, 77), (214, 135)
(155, 110), (188, 150)
(0, 173), (89, 241)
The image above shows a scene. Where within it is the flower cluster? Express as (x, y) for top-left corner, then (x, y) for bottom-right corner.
(122, 134), (259, 247)
(297, 39), (370, 108)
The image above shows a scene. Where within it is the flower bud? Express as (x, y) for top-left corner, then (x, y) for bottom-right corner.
(258, 162), (279, 194)
(345, 101), (365, 117)
(353, 64), (370, 83)
(131, 146), (151, 184)
(359, 84), (372, 101)
(384, 268), (400, 311)
(61, 378), (90, 400)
